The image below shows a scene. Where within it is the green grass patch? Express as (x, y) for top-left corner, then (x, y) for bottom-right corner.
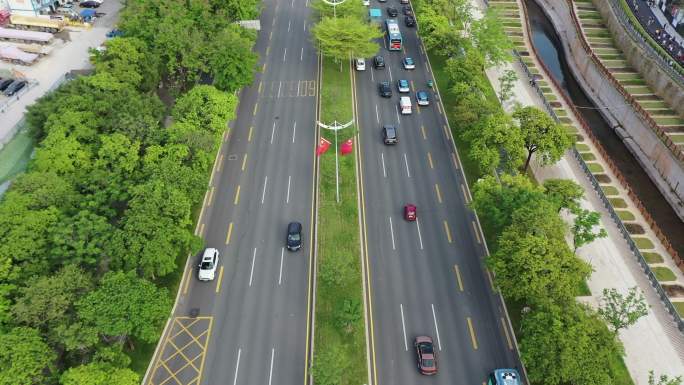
(313, 57), (367, 385)
(587, 162), (604, 173)
(671, 134), (684, 144)
(575, 278), (591, 296)
(674, 302), (684, 317)
(581, 152), (596, 161)
(643, 252), (664, 264)
(609, 197), (627, 208)
(0, 128), (34, 184)
(652, 266), (677, 282)
(633, 237), (654, 249)
(615, 210), (635, 221)
(608, 352), (635, 385)
(575, 143), (590, 151)
(600, 185), (619, 196)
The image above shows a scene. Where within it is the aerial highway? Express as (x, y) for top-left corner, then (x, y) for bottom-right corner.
(145, 0), (318, 382)
(353, 4), (524, 384)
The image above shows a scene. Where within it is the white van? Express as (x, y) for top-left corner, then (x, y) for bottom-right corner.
(399, 96), (412, 115)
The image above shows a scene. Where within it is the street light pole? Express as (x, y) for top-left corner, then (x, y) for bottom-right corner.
(317, 119), (353, 203)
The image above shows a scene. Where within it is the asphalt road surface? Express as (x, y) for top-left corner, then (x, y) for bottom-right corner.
(354, 4), (524, 384)
(145, 0), (318, 382)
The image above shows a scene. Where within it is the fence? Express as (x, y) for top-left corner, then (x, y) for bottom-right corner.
(517, 0), (684, 331)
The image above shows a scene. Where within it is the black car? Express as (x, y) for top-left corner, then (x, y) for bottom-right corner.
(79, 1), (101, 7)
(287, 222), (302, 251)
(405, 15), (416, 27)
(402, 5), (413, 15)
(0, 78), (13, 91)
(387, 7), (398, 17)
(383, 125), (397, 145)
(3, 80), (27, 96)
(378, 81), (392, 98)
(374, 55), (385, 69)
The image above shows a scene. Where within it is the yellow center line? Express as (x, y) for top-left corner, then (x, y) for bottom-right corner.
(258, 80), (263, 94)
(233, 185), (241, 205)
(410, 80), (415, 91)
(215, 266), (224, 293)
(501, 317), (514, 350)
(198, 223), (205, 237)
(443, 220), (452, 243)
(206, 186), (215, 207)
(472, 221), (481, 244)
(262, 63), (267, 72)
(253, 102), (258, 116)
(182, 268), (192, 295)
(486, 269), (495, 291)
(461, 183), (469, 203)
(269, 30), (273, 40)
(248, 126), (254, 142)
(454, 264), (464, 292)
(451, 152), (459, 169)
(467, 317), (479, 350)
(217, 154), (224, 172)
(266, 46), (271, 56)
(421, 125), (426, 139)
(443, 124), (449, 139)
(435, 184), (442, 203)
(242, 154), (248, 171)
(225, 222), (233, 244)
(437, 102), (443, 114)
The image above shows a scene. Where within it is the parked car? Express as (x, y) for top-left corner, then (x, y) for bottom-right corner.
(378, 81), (392, 98)
(355, 58), (366, 71)
(387, 6), (398, 17)
(402, 5), (413, 15)
(397, 79), (410, 93)
(3, 80), (27, 97)
(404, 15), (416, 27)
(0, 78), (13, 92)
(415, 336), (437, 375)
(79, 1), (101, 8)
(404, 204), (416, 221)
(403, 57), (415, 69)
(374, 55), (385, 69)
(198, 248), (219, 281)
(416, 90), (429, 106)
(106, 29), (125, 38)
(383, 125), (397, 144)
(287, 221), (303, 251)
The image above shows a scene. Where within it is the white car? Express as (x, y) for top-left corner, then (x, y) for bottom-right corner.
(397, 79), (410, 93)
(403, 57), (415, 70)
(355, 58), (366, 71)
(198, 248), (219, 281)
(363, 0), (370, 5)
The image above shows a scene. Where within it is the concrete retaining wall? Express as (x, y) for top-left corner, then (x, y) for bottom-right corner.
(533, 0), (684, 221)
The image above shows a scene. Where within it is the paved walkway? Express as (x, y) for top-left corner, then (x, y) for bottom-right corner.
(471, 0), (684, 383)
(0, 0), (122, 147)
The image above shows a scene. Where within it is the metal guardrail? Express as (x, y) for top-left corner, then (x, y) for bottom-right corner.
(607, 0), (684, 86)
(514, 0), (684, 332)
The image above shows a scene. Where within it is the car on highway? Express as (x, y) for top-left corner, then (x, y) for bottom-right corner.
(397, 79), (410, 93)
(287, 221), (303, 251)
(355, 58), (366, 71)
(383, 125), (397, 144)
(374, 55), (385, 69)
(3, 80), (27, 97)
(378, 81), (392, 98)
(416, 90), (429, 106)
(387, 6), (398, 17)
(399, 96), (412, 114)
(404, 204), (416, 221)
(198, 248), (219, 281)
(403, 57), (415, 70)
(400, 0), (408, 4)
(379, 0), (387, 3)
(404, 15), (416, 27)
(79, 1), (101, 7)
(414, 336), (437, 375)
(402, 5), (413, 15)
(488, 369), (522, 385)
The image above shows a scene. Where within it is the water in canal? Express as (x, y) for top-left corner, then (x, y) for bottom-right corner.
(524, 0), (684, 257)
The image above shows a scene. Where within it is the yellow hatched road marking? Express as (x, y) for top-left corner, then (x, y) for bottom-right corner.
(427, 152), (434, 169)
(215, 266), (224, 293)
(472, 221), (481, 244)
(242, 154), (248, 171)
(226, 222), (233, 244)
(454, 264), (464, 292)
(467, 317), (478, 350)
(435, 184), (442, 203)
(501, 317), (513, 350)
(443, 220), (452, 243)
(233, 185), (241, 205)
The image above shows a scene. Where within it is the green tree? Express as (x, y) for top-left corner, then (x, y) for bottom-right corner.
(312, 345), (346, 385)
(542, 178), (584, 213)
(312, 16), (382, 62)
(497, 69), (517, 103)
(520, 303), (622, 385)
(92, 37), (160, 92)
(462, 112), (525, 174)
(572, 209), (607, 252)
(470, 174), (545, 237)
(77, 271), (172, 345)
(513, 106), (573, 171)
(414, 6), (462, 56)
(209, 26), (259, 93)
(649, 371), (683, 385)
(209, 0), (260, 20)
(0, 327), (56, 385)
(60, 363), (139, 385)
(311, 0), (365, 20)
(598, 287), (649, 335)
(471, 8), (513, 67)
(172, 85), (238, 136)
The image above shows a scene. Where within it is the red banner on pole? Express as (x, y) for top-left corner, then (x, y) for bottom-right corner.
(316, 137), (331, 156)
(340, 138), (353, 155)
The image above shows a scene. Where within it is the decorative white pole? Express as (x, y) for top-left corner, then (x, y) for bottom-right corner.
(317, 119), (354, 202)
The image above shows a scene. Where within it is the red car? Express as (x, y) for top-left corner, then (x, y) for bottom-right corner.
(415, 336), (437, 375)
(404, 204), (416, 221)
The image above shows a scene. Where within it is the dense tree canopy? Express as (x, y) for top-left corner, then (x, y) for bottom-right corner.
(312, 16), (382, 62)
(0, 327), (56, 385)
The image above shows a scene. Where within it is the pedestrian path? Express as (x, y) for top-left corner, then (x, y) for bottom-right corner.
(483, 0), (684, 382)
(573, 0), (684, 151)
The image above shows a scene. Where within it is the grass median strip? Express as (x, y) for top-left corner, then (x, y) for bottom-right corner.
(312, 57), (367, 385)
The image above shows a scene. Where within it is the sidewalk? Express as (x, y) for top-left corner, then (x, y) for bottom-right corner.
(0, 0), (122, 147)
(471, 0), (684, 383)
